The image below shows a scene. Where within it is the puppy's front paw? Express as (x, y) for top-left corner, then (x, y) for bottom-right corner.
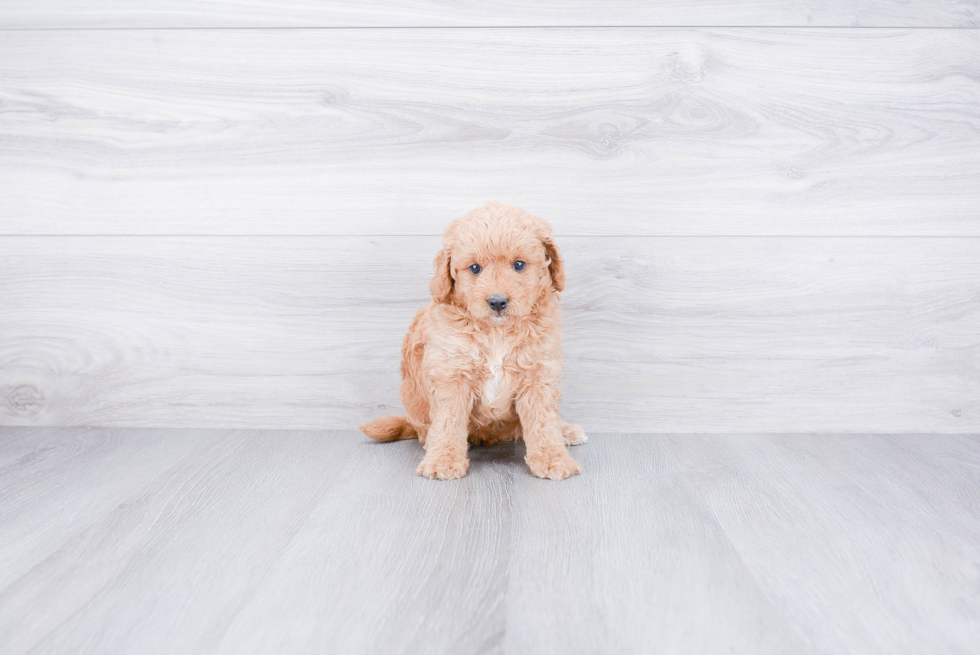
(417, 451), (469, 480)
(526, 447), (581, 480)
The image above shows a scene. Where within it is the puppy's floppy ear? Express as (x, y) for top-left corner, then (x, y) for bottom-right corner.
(429, 248), (454, 303)
(543, 236), (565, 292)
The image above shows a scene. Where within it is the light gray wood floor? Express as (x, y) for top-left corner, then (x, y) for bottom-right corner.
(2, 427), (978, 654)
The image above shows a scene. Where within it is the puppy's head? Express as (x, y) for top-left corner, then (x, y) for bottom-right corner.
(430, 202), (564, 324)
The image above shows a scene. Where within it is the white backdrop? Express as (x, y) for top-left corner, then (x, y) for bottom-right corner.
(1, 3), (978, 431)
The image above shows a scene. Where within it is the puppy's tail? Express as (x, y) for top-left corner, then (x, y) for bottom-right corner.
(360, 415), (418, 442)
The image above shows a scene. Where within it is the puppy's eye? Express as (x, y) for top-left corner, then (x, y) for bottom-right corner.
(469, 264), (482, 275)
(512, 260), (526, 272)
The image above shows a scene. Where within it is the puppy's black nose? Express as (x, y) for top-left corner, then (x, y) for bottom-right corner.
(487, 294), (508, 312)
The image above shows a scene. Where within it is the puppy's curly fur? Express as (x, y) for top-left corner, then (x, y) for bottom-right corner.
(361, 201), (586, 480)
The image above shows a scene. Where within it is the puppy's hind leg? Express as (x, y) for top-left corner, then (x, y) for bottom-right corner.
(560, 420), (588, 446)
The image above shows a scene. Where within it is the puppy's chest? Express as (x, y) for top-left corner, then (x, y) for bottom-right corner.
(475, 335), (517, 414)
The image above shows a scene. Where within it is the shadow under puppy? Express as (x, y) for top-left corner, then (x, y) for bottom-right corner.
(361, 201), (587, 480)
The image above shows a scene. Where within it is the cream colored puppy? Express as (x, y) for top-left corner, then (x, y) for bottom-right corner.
(361, 201), (586, 480)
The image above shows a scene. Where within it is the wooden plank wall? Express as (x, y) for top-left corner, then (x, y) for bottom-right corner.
(1, 3), (978, 432)
(2, 1), (978, 28)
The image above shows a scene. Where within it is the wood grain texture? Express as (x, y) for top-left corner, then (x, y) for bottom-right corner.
(2, 428), (979, 653)
(2, 28), (979, 236)
(669, 433), (980, 653)
(0, 425), (73, 467)
(215, 438), (516, 655)
(508, 433), (980, 654)
(1, 236), (977, 433)
(0, 427), (233, 592)
(0, 0), (977, 28)
(506, 435), (811, 654)
(0, 427), (360, 655)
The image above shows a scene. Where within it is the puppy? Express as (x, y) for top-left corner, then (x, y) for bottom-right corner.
(361, 201), (586, 480)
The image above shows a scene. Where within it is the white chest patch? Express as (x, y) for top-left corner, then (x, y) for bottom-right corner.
(482, 337), (508, 406)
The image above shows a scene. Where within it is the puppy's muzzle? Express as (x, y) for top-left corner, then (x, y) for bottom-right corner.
(487, 294), (508, 313)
